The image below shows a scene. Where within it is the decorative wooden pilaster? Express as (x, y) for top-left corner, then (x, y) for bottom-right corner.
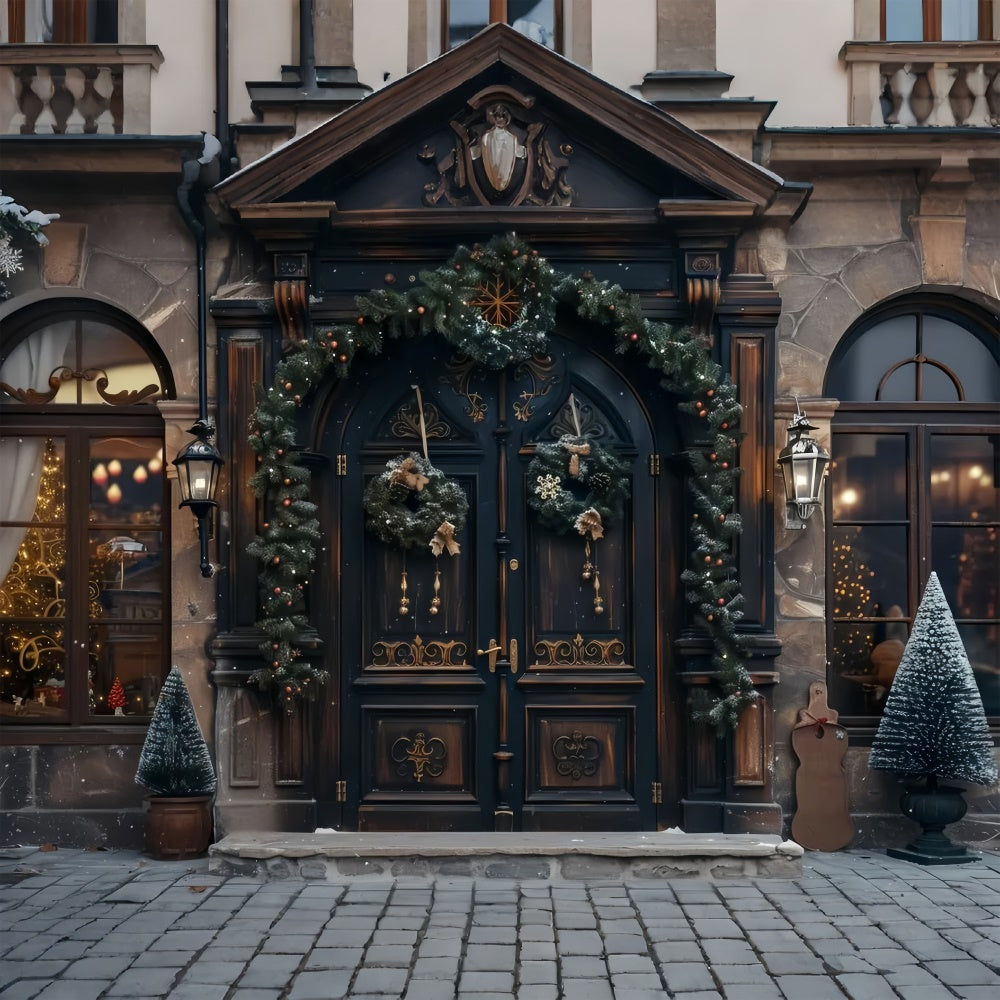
(684, 250), (721, 345)
(679, 269), (784, 836)
(273, 252), (311, 347)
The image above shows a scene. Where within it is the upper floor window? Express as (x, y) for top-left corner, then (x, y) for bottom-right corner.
(446, 0), (561, 51)
(883, 0), (994, 40)
(0, 299), (173, 728)
(5, 0), (118, 43)
(824, 298), (999, 729)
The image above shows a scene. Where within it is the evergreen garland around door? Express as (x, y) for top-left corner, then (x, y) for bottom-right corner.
(248, 234), (754, 729)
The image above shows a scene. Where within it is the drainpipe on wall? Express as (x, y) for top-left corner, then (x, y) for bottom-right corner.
(176, 134), (222, 425)
(299, 0), (318, 91)
(215, 0), (233, 178)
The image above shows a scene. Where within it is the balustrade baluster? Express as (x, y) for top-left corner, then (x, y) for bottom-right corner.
(15, 65), (43, 134)
(928, 63), (958, 126)
(48, 66), (74, 133)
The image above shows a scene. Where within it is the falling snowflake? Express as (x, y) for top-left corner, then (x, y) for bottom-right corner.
(0, 236), (23, 278)
(535, 473), (562, 501)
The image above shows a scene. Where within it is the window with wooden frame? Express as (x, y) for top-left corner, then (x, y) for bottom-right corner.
(824, 298), (999, 732)
(444, 0), (562, 51)
(6, 0), (118, 43)
(0, 300), (174, 729)
(882, 0), (994, 40)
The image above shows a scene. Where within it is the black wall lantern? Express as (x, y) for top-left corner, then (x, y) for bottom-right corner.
(173, 418), (223, 577)
(778, 408), (830, 529)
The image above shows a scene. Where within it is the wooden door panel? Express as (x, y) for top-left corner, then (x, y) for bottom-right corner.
(358, 706), (483, 831)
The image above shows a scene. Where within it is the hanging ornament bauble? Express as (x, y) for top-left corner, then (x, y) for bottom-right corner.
(363, 452), (469, 550)
(526, 435), (631, 536)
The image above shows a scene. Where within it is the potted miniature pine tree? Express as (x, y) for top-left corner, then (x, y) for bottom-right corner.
(869, 573), (998, 865)
(135, 666), (217, 860)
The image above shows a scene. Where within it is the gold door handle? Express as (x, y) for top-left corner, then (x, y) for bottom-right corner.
(509, 638), (518, 674)
(476, 640), (501, 672)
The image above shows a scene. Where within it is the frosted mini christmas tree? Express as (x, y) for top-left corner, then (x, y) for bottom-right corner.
(869, 572), (997, 863)
(135, 667), (216, 796)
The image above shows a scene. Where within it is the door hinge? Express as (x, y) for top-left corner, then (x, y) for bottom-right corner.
(651, 781), (663, 805)
(336, 779), (347, 802)
(648, 454), (661, 477)
(336, 454), (348, 476)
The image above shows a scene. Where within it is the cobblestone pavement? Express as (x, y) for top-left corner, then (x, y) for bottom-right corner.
(1, 845), (999, 999)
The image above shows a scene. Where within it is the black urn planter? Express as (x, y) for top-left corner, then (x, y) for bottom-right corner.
(888, 780), (978, 866)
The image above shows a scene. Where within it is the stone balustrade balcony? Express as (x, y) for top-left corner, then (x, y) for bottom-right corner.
(0, 44), (163, 135)
(842, 41), (1000, 127)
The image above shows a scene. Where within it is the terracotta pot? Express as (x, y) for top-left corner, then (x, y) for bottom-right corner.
(144, 795), (214, 860)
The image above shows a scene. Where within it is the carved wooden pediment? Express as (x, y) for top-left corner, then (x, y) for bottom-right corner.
(215, 24), (801, 233)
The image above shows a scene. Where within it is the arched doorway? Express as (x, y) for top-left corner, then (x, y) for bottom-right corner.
(313, 321), (684, 831)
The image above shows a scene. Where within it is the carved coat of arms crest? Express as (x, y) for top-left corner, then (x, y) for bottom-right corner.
(420, 85), (573, 207)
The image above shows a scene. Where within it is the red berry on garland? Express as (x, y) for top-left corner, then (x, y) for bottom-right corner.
(294, 395), (301, 404)
(700, 410), (708, 418)
(338, 354), (348, 363)
(707, 389), (714, 397)
(285, 686), (293, 694)
(282, 498), (291, 507)
(707, 613), (714, 622)
(330, 340), (338, 349)
(417, 305), (425, 315)
(715, 558), (724, 566)
(455, 264), (462, 271)
(709, 453), (717, 462)
(357, 316), (364, 324)
(704, 555), (712, 564)
(512, 249), (519, 257)
(283, 478), (291, 486)
(718, 598), (725, 606)
(384, 273), (395, 284)
(274, 587), (281, 594)
(609, 304), (616, 311)
(273, 556), (280, 564)
(721, 462), (729, 469)
(719, 514), (726, 522)
(284, 381), (293, 391)
(721, 422), (729, 430)
(629, 332), (639, 342)
(277, 449), (284, 457)
(273, 660), (280, 667)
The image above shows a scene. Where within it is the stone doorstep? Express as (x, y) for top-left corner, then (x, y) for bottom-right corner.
(208, 832), (804, 881)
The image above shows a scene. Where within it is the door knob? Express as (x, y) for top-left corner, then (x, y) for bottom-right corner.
(476, 640), (501, 672)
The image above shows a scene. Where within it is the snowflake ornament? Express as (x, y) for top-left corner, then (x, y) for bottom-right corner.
(0, 236), (23, 278)
(535, 473), (562, 501)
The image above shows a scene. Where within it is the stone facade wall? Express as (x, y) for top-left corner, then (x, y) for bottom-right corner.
(0, 186), (224, 849)
(761, 166), (1000, 848)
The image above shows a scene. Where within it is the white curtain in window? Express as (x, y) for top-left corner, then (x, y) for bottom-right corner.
(0, 326), (71, 580)
(941, 0), (979, 40)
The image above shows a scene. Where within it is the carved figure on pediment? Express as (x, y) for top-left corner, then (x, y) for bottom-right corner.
(419, 86), (573, 208)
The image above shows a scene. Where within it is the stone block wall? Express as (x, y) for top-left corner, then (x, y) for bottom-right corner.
(761, 166), (1000, 848)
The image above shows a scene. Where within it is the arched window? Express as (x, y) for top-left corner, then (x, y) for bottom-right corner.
(0, 298), (173, 728)
(824, 297), (999, 728)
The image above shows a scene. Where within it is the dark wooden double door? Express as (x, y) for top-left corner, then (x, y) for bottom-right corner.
(323, 329), (678, 831)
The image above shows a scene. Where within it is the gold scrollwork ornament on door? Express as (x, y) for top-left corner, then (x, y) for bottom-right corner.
(391, 731), (447, 783)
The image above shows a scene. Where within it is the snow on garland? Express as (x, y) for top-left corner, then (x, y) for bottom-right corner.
(249, 233), (754, 727)
(0, 190), (59, 300)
